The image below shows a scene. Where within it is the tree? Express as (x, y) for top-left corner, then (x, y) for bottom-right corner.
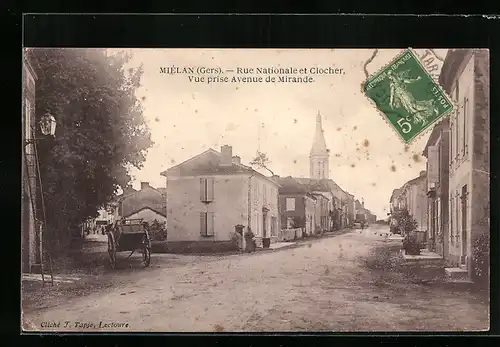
(472, 201), (490, 285)
(147, 219), (168, 242)
(249, 150), (275, 176)
(33, 48), (153, 254)
(392, 208), (418, 235)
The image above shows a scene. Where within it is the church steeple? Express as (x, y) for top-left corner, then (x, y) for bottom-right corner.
(310, 111), (329, 179)
(310, 111), (328, 156)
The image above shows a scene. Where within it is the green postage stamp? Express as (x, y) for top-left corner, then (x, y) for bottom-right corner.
(362, 49), (454, 144)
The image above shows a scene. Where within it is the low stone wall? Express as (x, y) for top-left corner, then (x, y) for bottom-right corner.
(151, 241), (238, 254)
(280, 228), (303, 241)
(254, 236), (279, 247)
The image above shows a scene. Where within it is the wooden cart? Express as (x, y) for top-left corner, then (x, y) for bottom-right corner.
(107, 218), (151, 268)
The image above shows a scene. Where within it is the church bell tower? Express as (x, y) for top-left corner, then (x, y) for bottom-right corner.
(310, 111), (330, 179)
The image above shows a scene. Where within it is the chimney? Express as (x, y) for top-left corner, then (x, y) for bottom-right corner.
(232, 156), (241, 165)
(141, 182), (150, 190)
(220, 145), (233, 166)
(420, 170), (426, 177)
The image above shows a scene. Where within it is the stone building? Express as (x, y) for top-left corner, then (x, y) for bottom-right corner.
(423, 118), (450, 257)
(392, 171), (428, 234)
(438, 49), (490, 279)
(161, 145), (280, 247)
(22, 49), (39, 273)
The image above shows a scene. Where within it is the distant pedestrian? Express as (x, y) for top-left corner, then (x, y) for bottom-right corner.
(244, 228), (256, 253)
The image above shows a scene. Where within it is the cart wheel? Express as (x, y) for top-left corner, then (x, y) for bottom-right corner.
(142, 237), (151, 268)
(108, 234), (116, 269)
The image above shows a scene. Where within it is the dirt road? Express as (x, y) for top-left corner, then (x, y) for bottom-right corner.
(22, 226), (489, 332)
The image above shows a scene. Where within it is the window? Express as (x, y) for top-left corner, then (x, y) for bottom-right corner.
(256, 214), (260, 236)
(437, 198), (441, 237)
(254, 182), (260, 203)
(263, 185), (267, 205)
(200, 212), (214, 236)
(450, 85), (459, 168)
(457, 103), (463, 157)
(449, 118), (454, 168)
(455, 86), (460, 163)
(200, 177), (214, 202)
(25, 98), (32, 140)
(463, 95), (469, 157)
(286, 198), (295, 211)
(449, 194), (454, 244)
(271, 216), (277, 236)
(455, 191), (460, 241)
(437, 143), (441, 182)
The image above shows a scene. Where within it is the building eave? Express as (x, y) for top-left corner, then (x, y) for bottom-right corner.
(23, 50), (39, 81)
(439, 49), (474, 93)
(123, 206), (167, 219)
(422, 118), (449, 156)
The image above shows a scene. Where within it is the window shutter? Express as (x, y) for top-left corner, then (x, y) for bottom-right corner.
(207, 212), (215, 235)
(427, 146), (439, 187)
(200, 212), (206, 235)
(464, 97), (469, 155)
(207, 177), (214, 201)
(25, 99), (31, 140)
(200, 178), (206, 201)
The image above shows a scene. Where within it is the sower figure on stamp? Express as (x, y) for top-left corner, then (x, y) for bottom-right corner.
(387, 69), (438, 126)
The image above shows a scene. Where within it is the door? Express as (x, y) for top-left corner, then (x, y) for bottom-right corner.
(429, 200), (435, 251)
(22, 190), (30, 272)
(262, 211), (268, 238)
(461, 185), (468, 265)
(433, 200), (439, 251)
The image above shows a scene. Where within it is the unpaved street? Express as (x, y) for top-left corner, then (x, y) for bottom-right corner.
(22, 226), (489, 332)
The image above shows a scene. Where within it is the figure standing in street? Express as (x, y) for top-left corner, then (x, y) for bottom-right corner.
(244, 227), (256, 253)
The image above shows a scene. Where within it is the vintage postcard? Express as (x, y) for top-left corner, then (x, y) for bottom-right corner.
(22, 48), (490, 332)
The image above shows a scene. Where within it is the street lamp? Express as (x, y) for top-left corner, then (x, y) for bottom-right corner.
(25, 112), (57, 146)
(39, 112), (57, 136)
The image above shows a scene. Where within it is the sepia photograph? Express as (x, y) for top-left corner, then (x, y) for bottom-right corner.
(21, 47), (490, 332)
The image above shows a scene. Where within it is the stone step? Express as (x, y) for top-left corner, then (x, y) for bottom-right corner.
(22, 273), (76, 284)
(445, 267), (469, 280)
(401, 253), (446, 268)
(447, 278), (474, 284)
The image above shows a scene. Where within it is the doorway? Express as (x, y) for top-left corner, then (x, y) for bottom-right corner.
(429, 200), (436, 251)
(262, 211), (267, 238)
(22, 190), (30, 273)
(461, 184), (468, 265)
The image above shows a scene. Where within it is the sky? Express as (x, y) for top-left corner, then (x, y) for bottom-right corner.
(117, 48), (448, 219)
